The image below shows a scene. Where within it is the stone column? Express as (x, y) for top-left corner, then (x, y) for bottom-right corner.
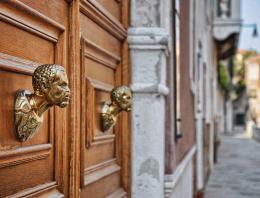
(128, 0), (169, 197)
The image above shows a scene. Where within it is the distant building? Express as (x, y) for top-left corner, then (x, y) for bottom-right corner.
(246, 55), (260, 125)
(0, 0), (242, 197)
(130, 0), (241, 198)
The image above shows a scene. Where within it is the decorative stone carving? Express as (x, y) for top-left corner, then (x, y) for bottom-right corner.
(218, 0), (231, 18)
(135, 0), (160, 27)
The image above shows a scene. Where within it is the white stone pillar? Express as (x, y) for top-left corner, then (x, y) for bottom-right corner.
(128, 1), (169, 197)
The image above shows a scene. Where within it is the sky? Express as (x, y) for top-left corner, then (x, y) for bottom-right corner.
(239, 0), (260, 52)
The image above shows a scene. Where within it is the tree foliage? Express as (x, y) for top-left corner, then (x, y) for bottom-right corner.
(232, 50), (257, 99)
(218, 50), (256, 100)
(218, 61), (230, 91)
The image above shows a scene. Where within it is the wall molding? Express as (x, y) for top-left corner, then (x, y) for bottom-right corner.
(80, 0), (127, 41)
(128, 27), (169, 49)
(10, 182), (64, 198)
(0, 144), (52, 168)
(0, 0), (64, 42)
(164, 146), (196, 197)
(83, 38), (120, 70)
(131, 83), (169, 96)
(0, 52), (40, 75)
(84, 158), (120, 186)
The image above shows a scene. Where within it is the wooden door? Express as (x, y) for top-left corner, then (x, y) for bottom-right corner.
(79, 0), (130, 197)
(0, 1), (69, 197)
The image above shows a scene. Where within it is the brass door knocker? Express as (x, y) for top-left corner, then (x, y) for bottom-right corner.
(100, 86), (132, 131)
(14, 64), (70, 141)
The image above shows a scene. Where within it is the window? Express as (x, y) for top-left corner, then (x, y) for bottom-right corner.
(174, 0), (182, 140)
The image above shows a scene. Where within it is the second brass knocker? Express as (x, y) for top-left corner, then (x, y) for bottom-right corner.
(100, 86), (132, 131)
(14, 64), (70, 141)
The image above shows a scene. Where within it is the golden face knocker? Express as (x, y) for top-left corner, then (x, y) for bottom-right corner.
(14, 64), (70, 141)
(100, 86), (132, 131)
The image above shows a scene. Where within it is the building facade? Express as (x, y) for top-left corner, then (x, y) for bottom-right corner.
(245, 55), (260, 141)
(0, 0), (241, 197)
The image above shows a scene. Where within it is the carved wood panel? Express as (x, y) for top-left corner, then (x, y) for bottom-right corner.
(0, 0), (130, 197)
(79, 0), (129, 197)
(0, 1), (67, 197)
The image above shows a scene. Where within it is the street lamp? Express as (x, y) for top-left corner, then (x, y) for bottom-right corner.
(242, 24), (258, 38)
(253, 26), (258, 37)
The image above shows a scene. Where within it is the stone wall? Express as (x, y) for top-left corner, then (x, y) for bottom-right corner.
(129, 0), (170, 197)
(165, 146), (196, 198)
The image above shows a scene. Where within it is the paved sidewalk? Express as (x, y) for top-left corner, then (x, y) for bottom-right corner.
(205, 131), (260, 198)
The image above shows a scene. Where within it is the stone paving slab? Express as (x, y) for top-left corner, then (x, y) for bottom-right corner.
(205, 131), (260, 198)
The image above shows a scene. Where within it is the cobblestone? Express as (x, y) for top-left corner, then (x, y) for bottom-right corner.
(205, 131), (260, 198)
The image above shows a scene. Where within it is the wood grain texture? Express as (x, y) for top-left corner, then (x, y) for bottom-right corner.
(79, 12), (121, 57)
(0, 0), (68, 197)
(84, 159), (120, 186)
(79, 0), (129, 196)
(67, 0), (81, 197)
(81, 172), (121, 197)
(0, 0), (130, 197)
(0, 144), (51, 168)
(85, 77), (114, 148)
(84, 39), (120, 70)
(80, 0), (126, 41)
(0, 0), (64, 42)
(8, 182), (64, 198)
(20, 0), (68, 26)
(95, 0), (122, 20)
(0, 20), (54, 63)
(121, 0), (131, 194)
(0, 52), (40, 75)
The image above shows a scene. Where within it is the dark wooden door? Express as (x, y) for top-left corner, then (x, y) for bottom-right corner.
(0, 1), (130, 197)
(0, 1), (69, 197)
(79, 0), (130, 197)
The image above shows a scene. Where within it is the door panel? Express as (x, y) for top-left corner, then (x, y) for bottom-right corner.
(0, 1), (130, 197)
(0, 1), (67, 197)
(79, 0), (129, 197)
(79, 15), (121, 55)
(96, 0), (121, 19)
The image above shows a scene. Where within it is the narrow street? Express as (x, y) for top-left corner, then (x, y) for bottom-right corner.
(205, 130), (260, 198)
